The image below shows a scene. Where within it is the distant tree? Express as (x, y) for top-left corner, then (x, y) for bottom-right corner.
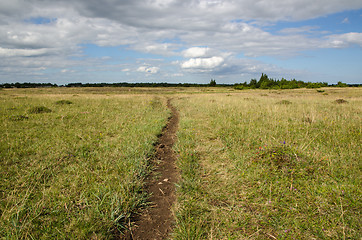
(249, 79), (257, 88)
(209, 79), (216, 86)
(336, 81), (348, 87)
(259, 73), (269, 82)
(306, 82), (322, 88)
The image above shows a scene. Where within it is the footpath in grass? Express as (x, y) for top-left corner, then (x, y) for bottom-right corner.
(129, 99), (180, 239)
(172, 88), (361, 239)
(0, 90), (169, 239)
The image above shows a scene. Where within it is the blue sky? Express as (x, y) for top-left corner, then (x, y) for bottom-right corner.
(0, 0), (361, 85)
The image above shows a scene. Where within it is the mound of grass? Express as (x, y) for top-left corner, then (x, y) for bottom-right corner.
(28, 106), (52, 114)
(276, 100), (292, 105)
(55, 100), (73, 105)
(255, 143), (317, 178)
(149, 97), (162, 109)
(335, 98), (348, 104)
(8, 115), (29, 121)
(316, 89), (325, 93)
(257, 144), (300, 167)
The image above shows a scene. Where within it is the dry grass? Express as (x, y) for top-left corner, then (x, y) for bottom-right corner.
(1, 87), (360, 239)
(0, 89), (169, 239)
(172, 88), (361, 239)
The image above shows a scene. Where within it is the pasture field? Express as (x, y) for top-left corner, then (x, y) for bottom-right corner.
(172, 88), (361, 239)
(0, 87), (361, 239)
(0, 89), (169, 239)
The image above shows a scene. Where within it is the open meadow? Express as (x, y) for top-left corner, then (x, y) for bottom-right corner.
(172, 88), (361, 239)
(0, 88), (169, 239)
(0, 87), (361, 239)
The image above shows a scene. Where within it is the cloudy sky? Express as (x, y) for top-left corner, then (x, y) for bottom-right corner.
(1, 0), (361, 85)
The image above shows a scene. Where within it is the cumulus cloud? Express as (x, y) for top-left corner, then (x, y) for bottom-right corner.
(181, 56), (224, 70)
(182, 47), (210, 58)
(137, 66), (160, 74)
(326, 32), (362, 48)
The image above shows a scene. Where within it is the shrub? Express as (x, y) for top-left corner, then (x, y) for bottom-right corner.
(276, 100), (292, 105)
(335, 99), (348, 104)
(55, 100), (73, 105)
(28, 106), (52, 114)
(234, 85), (246, 90)
(9, 115), (29, 121)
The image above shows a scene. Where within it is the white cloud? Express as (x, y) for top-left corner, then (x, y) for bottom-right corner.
(342, 17), (349, 24)
(327, 32), (362, 48)
(61, 69), (75, 73)
(181, 56), (224, 70)
(0, 47), (49, 57)
(137, 66), (160, 74)
(182, 47), (210, 58)
(278, 26), (321, 34)
(67, 0), (362, 25)
(131, 42), (180, 56)
(172, 73), (184, 77)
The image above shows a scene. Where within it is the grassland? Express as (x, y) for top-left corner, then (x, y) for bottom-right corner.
(0, 89), (169, 239)
(0, 87), (361, 239)
(172, 88), (361, 239)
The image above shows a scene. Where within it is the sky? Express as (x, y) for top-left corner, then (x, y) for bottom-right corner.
(0, 0), (362, 85)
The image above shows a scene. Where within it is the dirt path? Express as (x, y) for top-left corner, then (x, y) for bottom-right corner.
(124, 98), (179, 240)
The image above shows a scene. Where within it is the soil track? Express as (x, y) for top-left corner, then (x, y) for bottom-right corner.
(124, 98), (179, 240)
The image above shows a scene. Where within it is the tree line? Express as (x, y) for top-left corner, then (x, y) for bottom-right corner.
(0, 81), (231, 88)
(0, 75), (359, 89)
(233, 73), (355, 89)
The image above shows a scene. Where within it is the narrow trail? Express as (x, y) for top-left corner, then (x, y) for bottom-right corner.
(125, 98), (179, 240)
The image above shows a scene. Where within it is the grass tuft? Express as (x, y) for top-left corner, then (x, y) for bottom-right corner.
(302, 116), (313, 124)
(28, 106), (52, 114)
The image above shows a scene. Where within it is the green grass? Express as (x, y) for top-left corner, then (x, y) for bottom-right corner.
(0, 90), (169, 239)
(173, 88), (361, 239)
(1, 87), (361, 239)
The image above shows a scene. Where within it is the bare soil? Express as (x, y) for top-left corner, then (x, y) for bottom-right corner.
(123, 99), (179, 240)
